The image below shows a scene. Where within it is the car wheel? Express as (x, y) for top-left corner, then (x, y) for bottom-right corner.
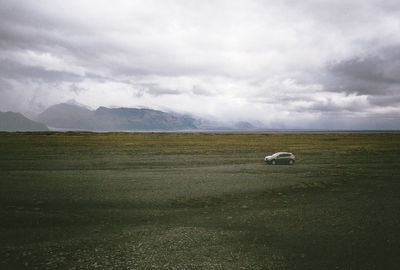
(289, 159), (294, 165)
(271, 160), (276, 165)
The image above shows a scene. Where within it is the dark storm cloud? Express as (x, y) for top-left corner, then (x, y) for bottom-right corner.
(0, 3), (52, 51)
(0, 1), (85, 54)
(146, 86), (181, 96)
(0, 0), (125, 78)
(323, 46), (400, 96)
(0, 59), (82, 82)
(0, 0), (223, 83)
(367, 95), (400, 107)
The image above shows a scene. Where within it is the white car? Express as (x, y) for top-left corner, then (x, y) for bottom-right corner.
(264, 152), (295, 165)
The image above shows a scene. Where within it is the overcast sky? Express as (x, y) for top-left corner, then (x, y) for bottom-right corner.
(1, 0), (400, 129)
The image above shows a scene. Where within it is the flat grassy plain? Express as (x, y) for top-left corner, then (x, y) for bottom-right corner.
(1, 132), (399, 269)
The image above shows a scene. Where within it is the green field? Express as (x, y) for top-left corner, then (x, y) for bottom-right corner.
(1, 132), (399, 269)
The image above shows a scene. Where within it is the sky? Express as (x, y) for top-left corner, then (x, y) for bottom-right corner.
(1, 0), (400, 129)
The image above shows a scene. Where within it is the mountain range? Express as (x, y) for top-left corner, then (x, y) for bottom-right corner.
(36, 103), (198, 131)
(1, 102), (256, 131)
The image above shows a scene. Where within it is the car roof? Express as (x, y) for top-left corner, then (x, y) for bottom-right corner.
(273, 152), (292, 155)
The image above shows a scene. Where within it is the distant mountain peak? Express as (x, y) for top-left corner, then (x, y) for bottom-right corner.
(65, 99), (92, 109)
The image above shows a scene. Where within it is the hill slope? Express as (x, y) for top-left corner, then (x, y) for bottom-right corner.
(0, 111), (48, 131)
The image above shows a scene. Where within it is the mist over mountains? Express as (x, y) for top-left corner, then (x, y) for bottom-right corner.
(36, 103), (198, 131)
(1, 102), (257, 132)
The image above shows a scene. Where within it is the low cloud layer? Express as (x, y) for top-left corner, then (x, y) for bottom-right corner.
(1, 0), (400, 129)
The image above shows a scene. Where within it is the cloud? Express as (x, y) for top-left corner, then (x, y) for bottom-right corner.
(136, 83), (182, 97)
(191, 85), (214, 96)
(367, 95), (400, 107)
(1, 0), (400, 129)
(323, 45), (400, 96)
(0, 59), (83, 82)
(69, 84), (87, 94)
